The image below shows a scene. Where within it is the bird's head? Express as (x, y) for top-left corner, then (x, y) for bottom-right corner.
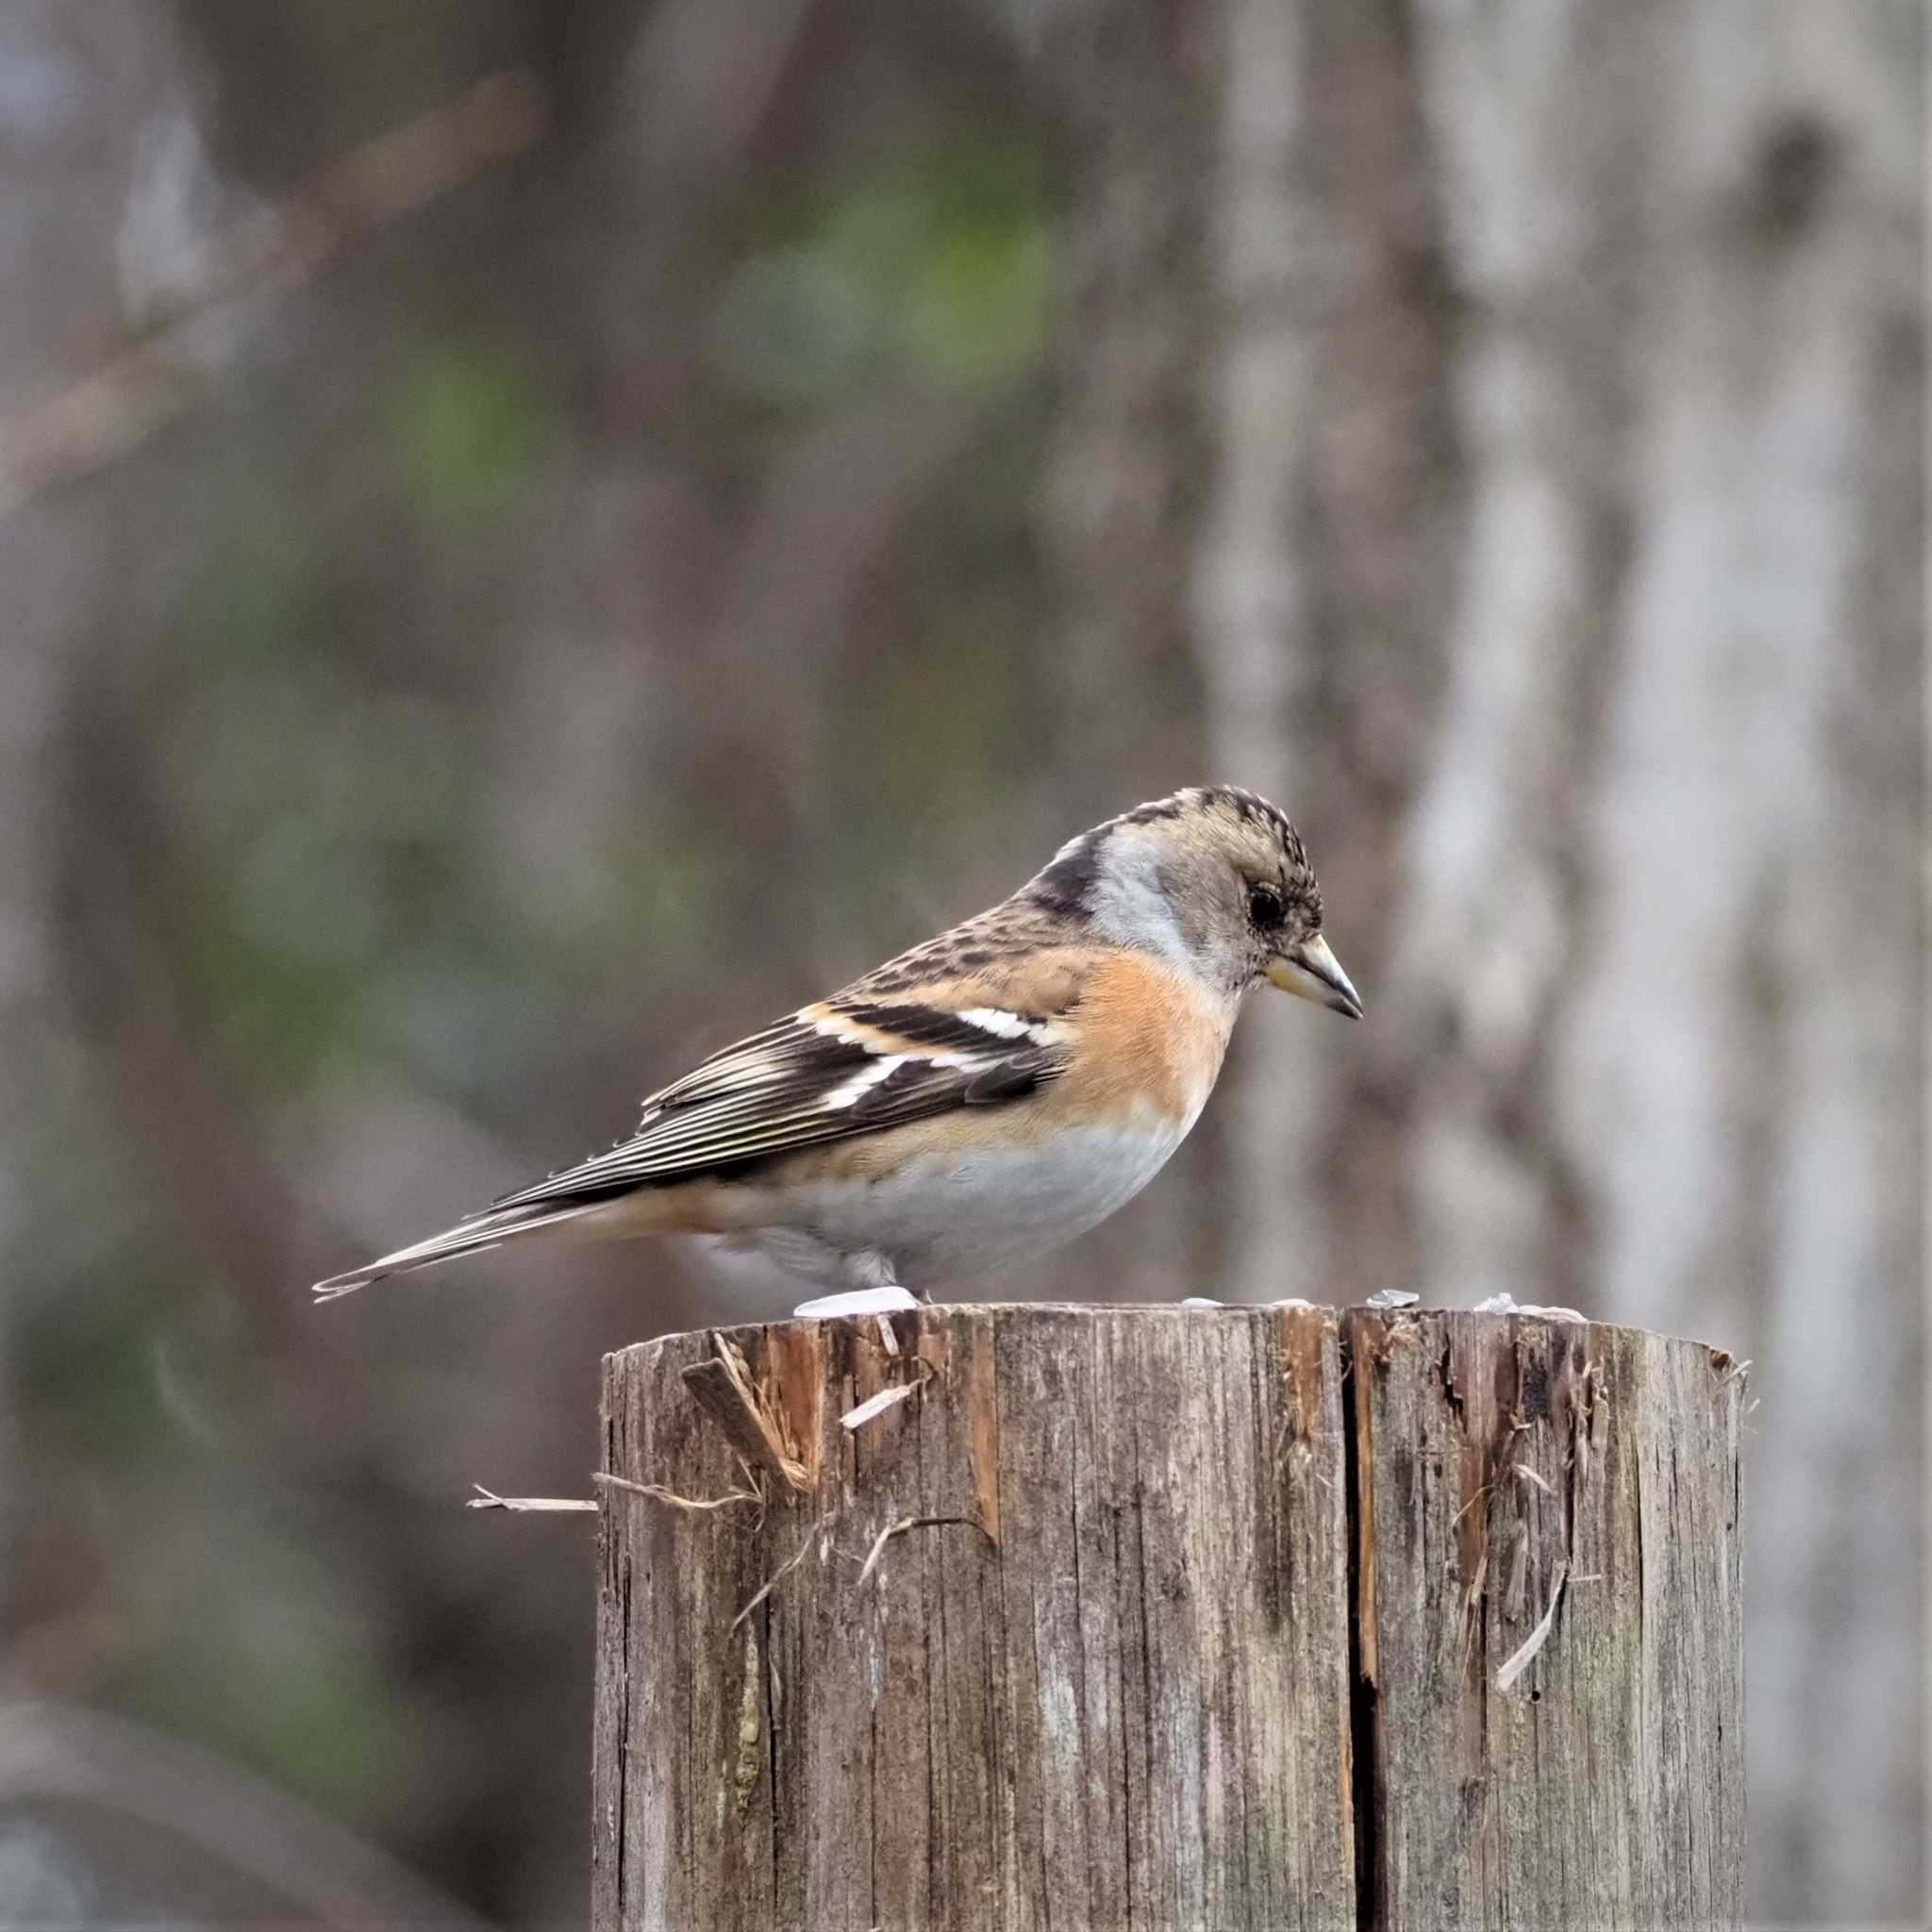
(1025, 785), (1362, 1016)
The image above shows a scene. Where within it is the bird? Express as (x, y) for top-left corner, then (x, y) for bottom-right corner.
(311, 785), (1360, 1305)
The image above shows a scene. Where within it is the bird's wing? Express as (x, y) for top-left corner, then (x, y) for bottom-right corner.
(481, 993), (1071, 1212)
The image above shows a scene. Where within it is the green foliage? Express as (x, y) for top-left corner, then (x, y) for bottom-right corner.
(393, 338), (555, 529)
(112, 1507), (426, 1824)
(712, 148), (1051, 409)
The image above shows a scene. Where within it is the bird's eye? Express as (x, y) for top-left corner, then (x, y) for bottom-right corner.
(1247, 881), (1285, 929)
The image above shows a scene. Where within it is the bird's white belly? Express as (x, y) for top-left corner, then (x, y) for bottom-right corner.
(730, 1116), (1191, 1291)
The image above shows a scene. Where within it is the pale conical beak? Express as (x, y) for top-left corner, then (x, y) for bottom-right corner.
(1265, 934), (1363, 1019)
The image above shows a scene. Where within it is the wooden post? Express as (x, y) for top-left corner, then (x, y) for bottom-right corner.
(592, 1306), (1744, 1930)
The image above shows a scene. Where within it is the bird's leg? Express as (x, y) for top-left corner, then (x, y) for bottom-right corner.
(847, 1247), (902, 1291)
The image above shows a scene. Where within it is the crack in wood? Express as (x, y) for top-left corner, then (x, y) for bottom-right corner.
(1341, 1314), (1387, 1931)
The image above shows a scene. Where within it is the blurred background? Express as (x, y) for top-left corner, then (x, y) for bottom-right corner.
(0, 0), (1921, 1924)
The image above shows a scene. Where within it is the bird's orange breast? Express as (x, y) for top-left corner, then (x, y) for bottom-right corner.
(1047, 949), (1234, 1129)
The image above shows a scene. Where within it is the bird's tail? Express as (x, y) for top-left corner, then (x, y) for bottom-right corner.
(310, 1201), (602, 1300)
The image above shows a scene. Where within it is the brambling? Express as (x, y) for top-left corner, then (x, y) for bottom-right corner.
(312, 786), (1360, 1306)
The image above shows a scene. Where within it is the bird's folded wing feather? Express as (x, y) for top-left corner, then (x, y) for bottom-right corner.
(481, 995), (1071, 1212)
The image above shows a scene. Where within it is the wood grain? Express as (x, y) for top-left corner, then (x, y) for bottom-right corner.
(1345, 1310), (1747, 1928)
(592, 1306), (1743, 1930)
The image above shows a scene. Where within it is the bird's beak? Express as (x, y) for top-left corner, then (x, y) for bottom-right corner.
(1265, 934), (1363, 1019)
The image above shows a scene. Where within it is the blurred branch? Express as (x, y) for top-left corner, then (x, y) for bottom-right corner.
(627, 0), (817, 204)
(0, 69), (550, 522)
(0, 1701), (491, 1930)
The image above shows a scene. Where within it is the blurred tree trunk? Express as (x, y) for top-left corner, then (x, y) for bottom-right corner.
(1047, 0), (1923, 1919)
(1045, 0), (1459, 1304)
(0, 0), (216, 1633)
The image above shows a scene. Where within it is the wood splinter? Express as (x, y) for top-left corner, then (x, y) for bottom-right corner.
(681, 1331), (812, 1492)
(467, 1485), (597, 1513)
